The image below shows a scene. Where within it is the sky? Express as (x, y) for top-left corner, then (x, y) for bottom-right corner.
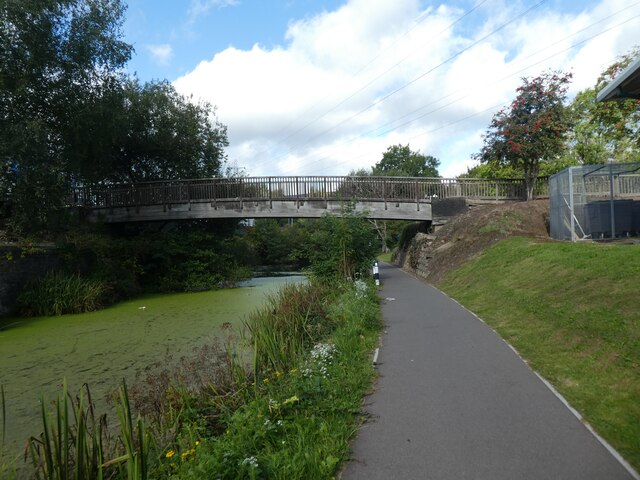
(123, 0), (640, 178)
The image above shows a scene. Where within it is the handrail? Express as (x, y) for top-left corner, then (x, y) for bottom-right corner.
(69, 176), (550, 209)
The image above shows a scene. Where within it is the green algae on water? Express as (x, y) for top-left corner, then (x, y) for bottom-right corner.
(0, 276), (303, 458)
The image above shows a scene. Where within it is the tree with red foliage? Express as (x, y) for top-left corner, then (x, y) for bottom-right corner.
(476, 71), (573, 200)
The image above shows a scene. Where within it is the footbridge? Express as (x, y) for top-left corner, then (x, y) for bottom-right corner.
(70, 176), (548, 223)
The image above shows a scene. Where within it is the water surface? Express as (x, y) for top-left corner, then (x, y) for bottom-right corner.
(0, 275), (302, 456)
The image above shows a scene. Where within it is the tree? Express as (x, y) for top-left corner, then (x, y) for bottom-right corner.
(249, 219), (293, 266)
(566, 49), (640, 165)
(476, 71), (573, 200)
(0, 0), (132, 232)
(348, 163), (409, 253)
(65, 79), (229, 184)
(305, 205), (378, 281)
(0, 1), (229, 233)
(373, 144), (440, 177)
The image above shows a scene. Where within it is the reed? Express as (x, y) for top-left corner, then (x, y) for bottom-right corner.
(0, 385), (13, 480)
(1, 386), (5, 453)
(26, 380), (154, 480)
(27, 380), (110, 480)
(112, 382), (153, 480)
(17, 271), (109, 316)
(244, 282), (330, 375)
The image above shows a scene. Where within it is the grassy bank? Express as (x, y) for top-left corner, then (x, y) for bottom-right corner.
(168, 280), (381, 479)
(439, 237), (640, 470)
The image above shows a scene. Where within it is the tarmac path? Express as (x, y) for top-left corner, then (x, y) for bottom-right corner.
(341, 262), (637, 480)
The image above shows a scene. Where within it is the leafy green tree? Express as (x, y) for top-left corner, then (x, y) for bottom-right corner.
(347, 167), (410, 253)
(0, 0), (132, 232)
(373, 144), (440, 177)
(366, 146), (438, 251)
(476, 71), (573, 200)
(461, 157), (574, 179)
(1, 1), (229, 233)
(116, 79), (227, 183)
(566, 49), (640, 165)
(305, 205), (378, 281)
(66, 79), (229, 184)
(249, 219), (295, 266)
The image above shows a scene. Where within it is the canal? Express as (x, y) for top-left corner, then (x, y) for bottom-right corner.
(0, 275), (302, 458)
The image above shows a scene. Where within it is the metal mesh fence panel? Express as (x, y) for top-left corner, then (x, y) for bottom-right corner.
(549, 163), (640, 241)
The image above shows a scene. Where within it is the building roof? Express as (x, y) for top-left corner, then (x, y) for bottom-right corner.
(596, 55), (640, 102)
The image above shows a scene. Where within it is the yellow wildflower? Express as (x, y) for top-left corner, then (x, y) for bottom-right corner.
(274, 370), (283, 378)
(165, 450), (175, 459)
(283, 395), (299, 406)
(289, 368), (298, 374)
(263, 378), (270, 383)
(195, 440), (201, 446)
(181, 449), (196, 461)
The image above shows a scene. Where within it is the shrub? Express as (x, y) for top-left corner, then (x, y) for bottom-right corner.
(304, 205), (378, 281)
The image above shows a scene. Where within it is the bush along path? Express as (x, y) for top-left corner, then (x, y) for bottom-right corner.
(6, 279), (381, 479)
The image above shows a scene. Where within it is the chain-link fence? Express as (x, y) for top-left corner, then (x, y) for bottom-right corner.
(549, 162), (640, 241)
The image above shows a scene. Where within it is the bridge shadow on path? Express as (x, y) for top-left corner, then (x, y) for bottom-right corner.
(341, 263), (637, 480)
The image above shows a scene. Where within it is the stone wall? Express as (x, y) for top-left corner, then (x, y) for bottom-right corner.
(0, 245), (61, 316)
(393, 232), (435, 279)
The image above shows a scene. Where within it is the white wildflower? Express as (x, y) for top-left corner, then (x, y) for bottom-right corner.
(241, 456), (259, 468)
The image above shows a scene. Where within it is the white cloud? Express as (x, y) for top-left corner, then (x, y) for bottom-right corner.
(147, 44), (173, 66)
(187, 0), (239, 22)
(174, 0), (640, 178)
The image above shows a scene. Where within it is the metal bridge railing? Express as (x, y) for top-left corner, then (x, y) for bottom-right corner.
(69, 176), (549, 209)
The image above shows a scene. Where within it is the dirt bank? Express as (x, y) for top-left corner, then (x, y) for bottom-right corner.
(394, 200), (550, 283)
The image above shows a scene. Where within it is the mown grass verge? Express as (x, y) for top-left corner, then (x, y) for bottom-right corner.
(439, 236), (640, 470)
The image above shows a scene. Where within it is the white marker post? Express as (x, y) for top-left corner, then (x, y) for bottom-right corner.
(373, 261), (380, 286)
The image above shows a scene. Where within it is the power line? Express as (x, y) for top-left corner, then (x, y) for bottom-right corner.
(249, 0), (490, 162)
(290, 10), (640, 175)
(252, 0), (548, 169)
(369, 11), (640, 140)
(358, 1), (640, 140)
(292, 15), (640, 176)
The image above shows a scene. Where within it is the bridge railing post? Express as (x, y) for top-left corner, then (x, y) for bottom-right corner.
(383, 179), (387, 210)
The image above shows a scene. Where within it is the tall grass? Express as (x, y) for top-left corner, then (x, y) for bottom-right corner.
(244, 282), (331, 375)
(17, 271), (109, 316)
(112, 383), (153, 480)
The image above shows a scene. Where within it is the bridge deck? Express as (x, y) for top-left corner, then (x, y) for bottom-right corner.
(70, 176), (548, 223)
